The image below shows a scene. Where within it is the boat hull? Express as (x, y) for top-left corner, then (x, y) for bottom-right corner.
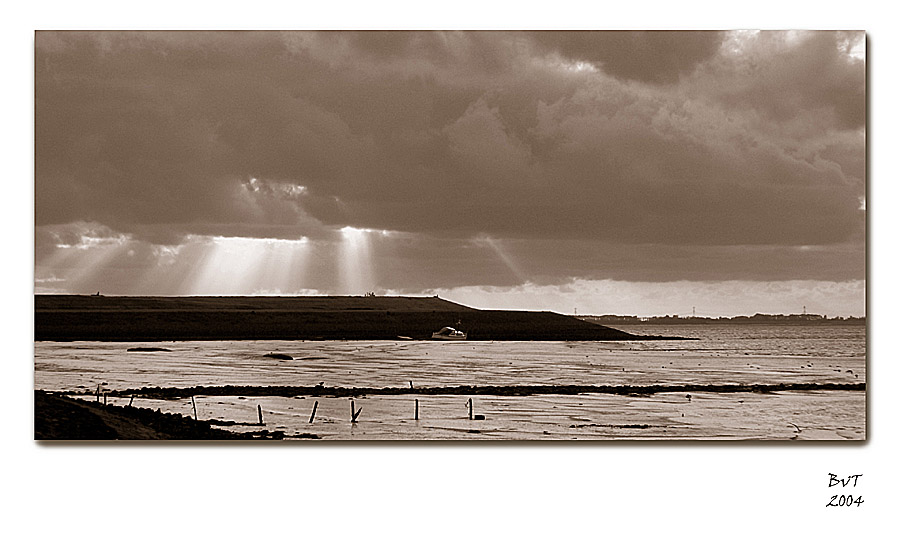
(431, 333), (467, 340)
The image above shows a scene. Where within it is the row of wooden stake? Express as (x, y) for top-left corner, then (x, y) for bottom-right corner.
(186, 396), (486, 424)
(102, 393), (485, 425)
(96, 385), (134, 408)
(303, 397), (484, 423)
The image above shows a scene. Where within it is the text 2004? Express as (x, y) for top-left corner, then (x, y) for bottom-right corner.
(826, 494), (863, 507)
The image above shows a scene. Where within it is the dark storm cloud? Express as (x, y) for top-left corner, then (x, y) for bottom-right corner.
(699, 31), (866, 130)
(35, 30), (865, 285)
(526, 30), (726, 84)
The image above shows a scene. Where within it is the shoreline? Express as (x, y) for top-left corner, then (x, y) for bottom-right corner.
(34, 390), (292, 440)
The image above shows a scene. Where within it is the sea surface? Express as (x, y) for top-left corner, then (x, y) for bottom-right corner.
(33, 324), (866, 440)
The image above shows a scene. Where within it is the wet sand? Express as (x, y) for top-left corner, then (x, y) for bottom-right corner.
(63, 388), (865, 441)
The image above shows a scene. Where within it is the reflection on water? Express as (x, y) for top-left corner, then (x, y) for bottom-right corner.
(36, 325), (866, 440)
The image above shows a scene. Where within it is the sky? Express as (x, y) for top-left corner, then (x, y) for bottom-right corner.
(34, 30), (866, 316)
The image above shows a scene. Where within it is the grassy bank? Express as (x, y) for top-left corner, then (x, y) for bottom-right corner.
(34, 391), (286, 440)
(35, 295), (660, 341)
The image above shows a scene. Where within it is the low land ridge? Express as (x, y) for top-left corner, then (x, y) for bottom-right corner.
(35, 294), (674, 341)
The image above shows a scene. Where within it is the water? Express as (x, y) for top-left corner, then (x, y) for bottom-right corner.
(34, 325), (866, 440)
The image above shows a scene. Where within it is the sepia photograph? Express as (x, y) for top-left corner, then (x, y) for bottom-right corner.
(33, 29), (867, 441)
(13, 0), (900, 535)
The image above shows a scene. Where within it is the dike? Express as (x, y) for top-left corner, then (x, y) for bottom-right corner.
(35, 295), (679, 341)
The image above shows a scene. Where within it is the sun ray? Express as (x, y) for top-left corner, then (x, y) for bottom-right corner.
(339, 226), (376, 294)
(173, 235), (311, 295)
(475, 235), (526, 284)
(36, 228), (132, 293)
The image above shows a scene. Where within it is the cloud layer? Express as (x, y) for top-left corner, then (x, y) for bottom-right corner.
(35, 31), (865, 312)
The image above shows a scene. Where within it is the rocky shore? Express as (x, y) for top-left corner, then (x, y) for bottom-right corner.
(100, 381), (866, 400)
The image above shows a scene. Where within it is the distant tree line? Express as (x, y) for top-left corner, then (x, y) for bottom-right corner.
(579, 313), (865, 325)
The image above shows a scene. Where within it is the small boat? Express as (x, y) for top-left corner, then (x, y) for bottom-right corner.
(432, 326), (467, 340)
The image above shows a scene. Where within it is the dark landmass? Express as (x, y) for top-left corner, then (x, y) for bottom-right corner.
(580, 313), (866, 325)
(127, 347), (171, 352)
(35, 294), (679, 341)
(34, 390), (287, 440)
(99, 381), (866, 400)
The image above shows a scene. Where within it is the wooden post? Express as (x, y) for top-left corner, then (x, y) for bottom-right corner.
(257, 404), (264, 425)
(128, 395), (134, 407)
(96, 384), (100, 402)
(191, 396), (198, 421)
(103, 393), (107, 406)
(415, 399), (419, 420)
(309, 400), (318, 423)
(468, 398), (473, 420)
